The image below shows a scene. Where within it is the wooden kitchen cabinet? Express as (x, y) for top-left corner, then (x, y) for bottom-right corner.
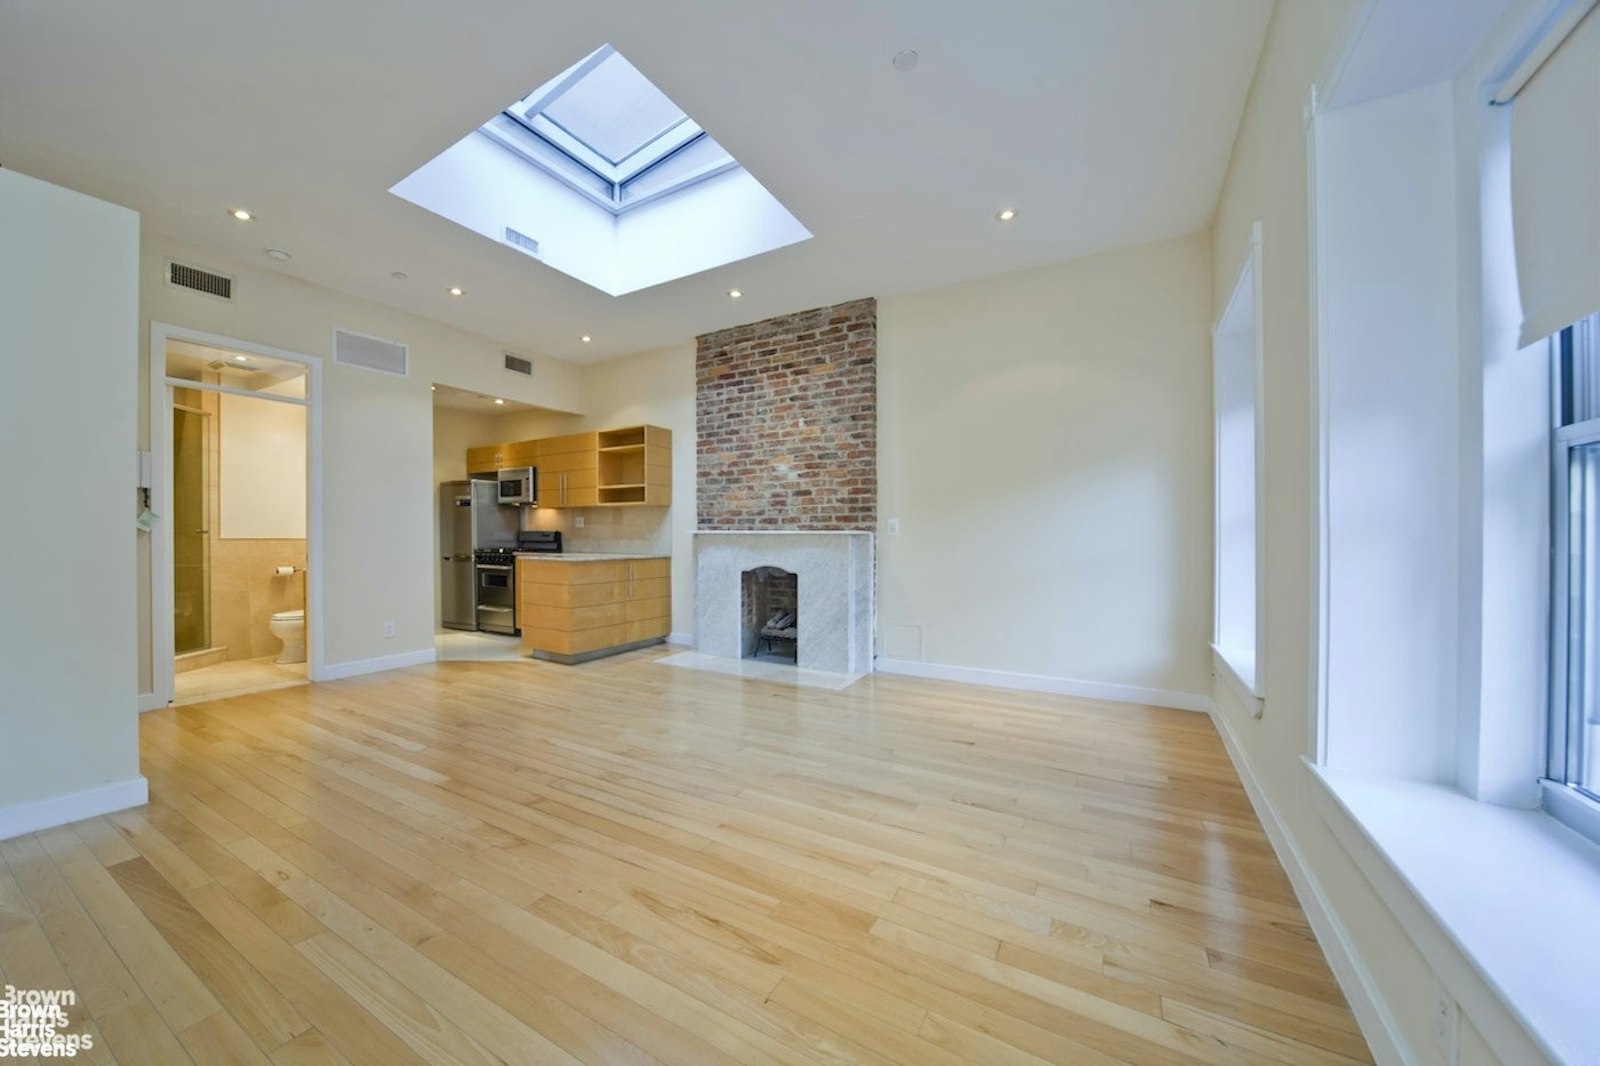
(465, 438), (538, 475)
(469, 425), (671, 507)
(533, 431), (598, 508)
(516, 556), (670, 663)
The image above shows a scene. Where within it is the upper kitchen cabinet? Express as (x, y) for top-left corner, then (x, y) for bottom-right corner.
(466, 438), (538, 476)
(535, 431), (599, 508)
(596, 425), (671, 506)
(472, 425), (672, 507)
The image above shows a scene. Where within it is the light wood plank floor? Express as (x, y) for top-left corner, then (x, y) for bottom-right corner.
(0, 648), (1373, 1064)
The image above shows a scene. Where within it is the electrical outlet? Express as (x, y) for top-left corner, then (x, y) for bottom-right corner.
(383, 620), (396, 639)
(574, 515), (585, 528)
(887, 517), (900, 536)
(1433, 984), (1459, 1065)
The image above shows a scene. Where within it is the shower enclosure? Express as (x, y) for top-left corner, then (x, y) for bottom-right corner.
(172, 403), (210, 655)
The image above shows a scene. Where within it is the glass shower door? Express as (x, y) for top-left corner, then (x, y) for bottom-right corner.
(172, 403), (211, 655)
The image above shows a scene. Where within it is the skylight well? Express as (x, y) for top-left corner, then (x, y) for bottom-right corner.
(391, 44), (809, 297)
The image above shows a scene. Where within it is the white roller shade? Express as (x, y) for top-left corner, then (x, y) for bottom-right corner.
(1512, 4), (1600, 347)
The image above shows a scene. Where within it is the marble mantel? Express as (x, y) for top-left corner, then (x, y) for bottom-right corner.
(693, 531), (874, 674)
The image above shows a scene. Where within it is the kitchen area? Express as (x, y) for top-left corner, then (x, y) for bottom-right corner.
(434, 406), (675, 665)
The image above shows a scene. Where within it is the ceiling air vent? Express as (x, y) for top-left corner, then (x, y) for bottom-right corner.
(333, 328), (408, 377)
(504, 227), (540, 257)
(166, 259), (234, 301)
(504, 353), (533, 376)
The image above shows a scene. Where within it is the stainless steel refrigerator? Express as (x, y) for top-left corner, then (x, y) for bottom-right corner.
(439, 480), (519, 630)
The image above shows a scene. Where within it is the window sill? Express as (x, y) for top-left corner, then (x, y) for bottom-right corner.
(1308, 761), (1600, 1065)
(1211, 642), (1263, 716)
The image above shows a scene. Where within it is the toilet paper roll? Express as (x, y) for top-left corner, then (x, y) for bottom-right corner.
(275, 566), (297, 576)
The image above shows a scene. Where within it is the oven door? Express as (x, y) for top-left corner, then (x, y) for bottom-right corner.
(475, 564), (517, 635)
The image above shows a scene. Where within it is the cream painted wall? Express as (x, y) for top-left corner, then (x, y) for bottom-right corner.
(877, 234), (1214, 701)
(219, 391), (307, 539)
(137, 235), (586, 695)
(0, 169), (143, 817)
(493, 343), (697, 637)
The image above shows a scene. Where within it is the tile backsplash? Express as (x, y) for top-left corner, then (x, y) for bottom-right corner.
(523, 505), (671, 556)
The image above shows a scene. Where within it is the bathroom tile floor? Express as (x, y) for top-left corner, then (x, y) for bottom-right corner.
(172, 654), (307, 706)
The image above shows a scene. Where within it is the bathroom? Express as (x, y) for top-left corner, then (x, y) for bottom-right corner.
(168, 342), (309, 703)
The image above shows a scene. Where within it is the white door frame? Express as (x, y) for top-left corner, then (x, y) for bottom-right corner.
(144, 322), (325, 710)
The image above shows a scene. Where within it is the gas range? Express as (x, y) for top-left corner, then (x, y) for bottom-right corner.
(474, 546), (516, 565)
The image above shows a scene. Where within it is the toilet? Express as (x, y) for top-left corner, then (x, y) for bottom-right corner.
(268, 609), (306, 664)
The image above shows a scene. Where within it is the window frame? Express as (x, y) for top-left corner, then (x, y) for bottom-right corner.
(1211, 221), (1267, 715)
(1546, 319), (1600, 844)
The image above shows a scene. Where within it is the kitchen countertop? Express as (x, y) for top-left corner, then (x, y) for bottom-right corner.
(514, 552), (667, 562)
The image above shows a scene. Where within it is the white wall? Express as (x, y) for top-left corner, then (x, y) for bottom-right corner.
(0, 169), (144, 831)
(138, 236), (585, 692)
(877, 233), (1214, 704)
(219, 391), (307, 539)
(1210, 2), (1553, 1063)
(1318, 82), (1463, 782)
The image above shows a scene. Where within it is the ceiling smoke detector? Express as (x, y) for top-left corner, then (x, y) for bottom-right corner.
(892, 50), (919, 72)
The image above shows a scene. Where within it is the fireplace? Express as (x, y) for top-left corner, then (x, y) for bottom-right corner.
(694, 532), (873, 675)
(742, 567), (797, 661)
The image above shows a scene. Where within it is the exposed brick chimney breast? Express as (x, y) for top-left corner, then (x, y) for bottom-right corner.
(696, 298), (877, 530)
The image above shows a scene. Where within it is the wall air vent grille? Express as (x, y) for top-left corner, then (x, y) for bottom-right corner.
(504, 227), (540, 257)
(504, 353), (533, 376)
(333, 328), (408, 377)
(166, 259), (234, 301)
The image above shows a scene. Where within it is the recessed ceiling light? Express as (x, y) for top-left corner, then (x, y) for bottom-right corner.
(493, 398), (505, 405)
(430, 385), (436, 391)
(892, 50), (920, 72)
(230, 209), (254, 222)
(997, 208), (1017, 222)
(265, 248), (291, 261)
(448, 286), (464, 297)
(581, 335), (592, 343)
(728, 289), (743, 299)
(233, 355), (248, 363)
(390, 271), (409, 281)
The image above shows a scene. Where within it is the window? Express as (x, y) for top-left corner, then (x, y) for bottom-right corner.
(1213, 223), (1264, 711)
(1549, 311), (1600, 841)
(481, 44), (739, 215)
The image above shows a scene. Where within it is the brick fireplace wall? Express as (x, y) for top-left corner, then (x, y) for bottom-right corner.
(696, 298), (876, 530)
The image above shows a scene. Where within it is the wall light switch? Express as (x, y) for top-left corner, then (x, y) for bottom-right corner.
(574, 515), (585, 528)
(886, 517), (900, 536)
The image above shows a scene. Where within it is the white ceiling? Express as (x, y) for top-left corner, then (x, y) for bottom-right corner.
(0, 0), (1272, 365)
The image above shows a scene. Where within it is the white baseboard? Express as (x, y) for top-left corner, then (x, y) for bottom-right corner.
(318, 647), (438, 682)
(1207, 698), (1406, 1066)
(0, 778), (149, 843)
(137, 691), (167, 713)
(667, 631), (694, 647)
(874, 657), (1211, 713)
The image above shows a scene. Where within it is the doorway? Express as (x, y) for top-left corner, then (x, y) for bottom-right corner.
(147, 324), (324, 709)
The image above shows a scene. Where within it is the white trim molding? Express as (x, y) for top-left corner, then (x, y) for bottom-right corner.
(875, 657), (1211, 713)
(318, 647), (438, 682)
(667, 631), (694, 647)
(1207, 709), (1406, 1065)
(0, 778), (149, 843)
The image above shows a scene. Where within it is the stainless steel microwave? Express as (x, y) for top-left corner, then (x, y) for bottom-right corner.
(497, 466), (536, 505)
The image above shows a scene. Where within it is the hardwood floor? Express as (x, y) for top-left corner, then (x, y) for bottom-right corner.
(0, 648), (1372, 1064)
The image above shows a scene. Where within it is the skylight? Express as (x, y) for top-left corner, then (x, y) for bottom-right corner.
(390, 44), (810, 296)
(480, 45), (739, 214)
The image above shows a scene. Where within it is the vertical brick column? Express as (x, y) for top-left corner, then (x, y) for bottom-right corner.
(696, 298), (877, 530)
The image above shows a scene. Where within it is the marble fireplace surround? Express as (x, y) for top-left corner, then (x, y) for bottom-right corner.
(694, 532), (874, 674)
